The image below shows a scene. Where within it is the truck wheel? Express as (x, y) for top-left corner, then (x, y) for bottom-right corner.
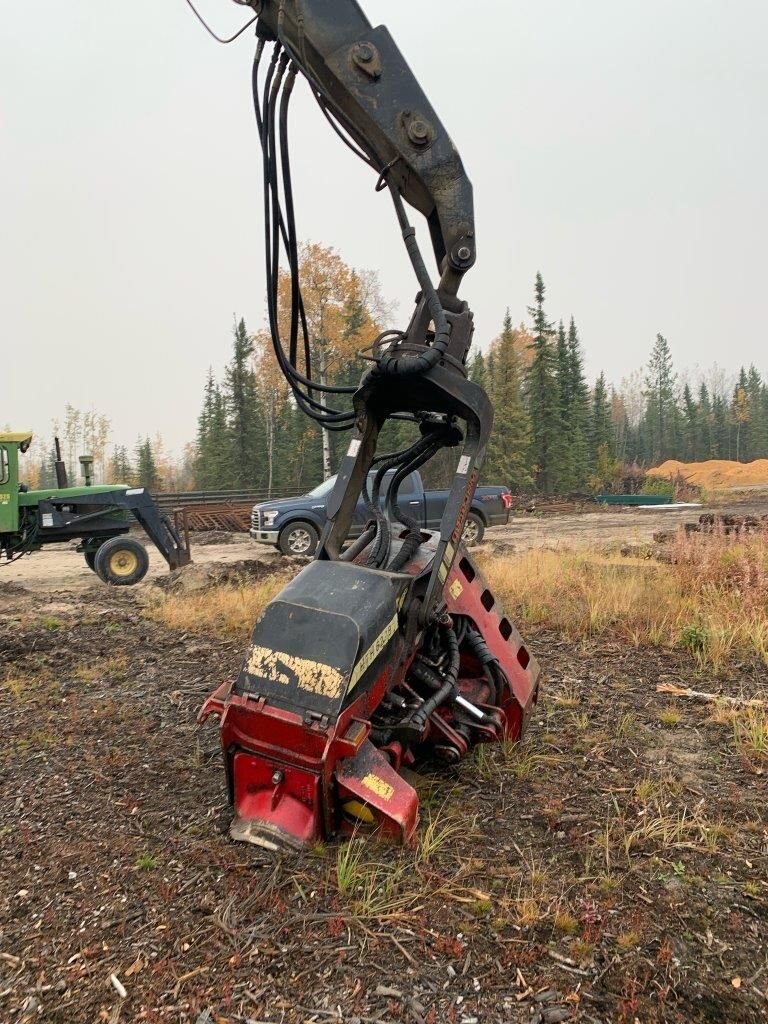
(461, 513), (485, 546)
(94, 536), (149, 586)
(278, 521), (318, 557)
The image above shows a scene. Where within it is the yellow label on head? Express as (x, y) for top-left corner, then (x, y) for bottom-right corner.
(349, 613), (398, 689)
(0, 493), (10, 503)
(449, 579), (463, 600)
(361, 773), (394, 801)
(246, 645), (344, 698)
(438, 563), (448, 583)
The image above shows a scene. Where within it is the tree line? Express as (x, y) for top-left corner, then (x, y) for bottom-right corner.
(194, 260), (768, 497)
(471, 274), (768, 493)
(24, 409), (195, 493)
(19, 246), (766, 497)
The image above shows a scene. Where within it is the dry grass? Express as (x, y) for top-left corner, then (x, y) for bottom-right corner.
(733, 707), (768, 760)
(146, 576), (289, 635)
(2, 672), (29, 698)
(483, 530), (768, 672)
(658, 707), (682, 727)
(73, 655), (128, 682)
(416, 805), (467, 864)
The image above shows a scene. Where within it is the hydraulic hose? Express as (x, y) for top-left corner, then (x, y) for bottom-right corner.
(403, 618), (459, 736)
(375, 186), (451, 378)
(464, 628), (501, 705)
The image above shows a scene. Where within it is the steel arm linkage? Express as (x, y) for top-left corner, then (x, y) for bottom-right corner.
(247, 0), (492, 624)
(249, 0), (475, 285)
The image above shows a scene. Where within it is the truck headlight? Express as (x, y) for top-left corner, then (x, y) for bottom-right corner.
(262, 510), (278, 527)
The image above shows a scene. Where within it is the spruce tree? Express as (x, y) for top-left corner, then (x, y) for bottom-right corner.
(589, 372), (615, 486)
(566, 318), (591, 488)
(109, 446), (133, 484)
(732, 367), (750, 462)
(224, 318), (263, 489)
(486, 310), (532, 491)
(196, 370), (232, 489)
(711, 393), (730, 458)
(135, 438), (160, 491)
(524, 274), (562, 493)
(681, 384), (698, 462)
(554, 321), (573, 490)
(746, 366), (767, 458)
(590, 373), (613, 452)
(468, 350), (487, 392)
(643, 334), (678, 463)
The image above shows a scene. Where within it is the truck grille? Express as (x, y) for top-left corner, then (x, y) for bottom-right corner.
(251, 508), (261, 531)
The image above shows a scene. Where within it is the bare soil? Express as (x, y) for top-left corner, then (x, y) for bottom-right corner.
(2, 504), (767, 1023)
(0, 534), (278, 593)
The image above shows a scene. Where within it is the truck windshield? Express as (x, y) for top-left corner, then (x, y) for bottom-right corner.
(306, 476), (337, 498)
(305, 470), (416, 500)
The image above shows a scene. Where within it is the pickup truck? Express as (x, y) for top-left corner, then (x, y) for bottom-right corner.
(250, 470), (512, 556)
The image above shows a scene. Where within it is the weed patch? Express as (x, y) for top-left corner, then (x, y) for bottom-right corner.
(145, 575), (289, 635)
(483, 530), (768, 671)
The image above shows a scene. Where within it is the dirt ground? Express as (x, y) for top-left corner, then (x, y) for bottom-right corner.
(2, 505), (767, 1023)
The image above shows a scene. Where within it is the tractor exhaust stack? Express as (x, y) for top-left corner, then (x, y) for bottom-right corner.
(53, 437), (68, 489)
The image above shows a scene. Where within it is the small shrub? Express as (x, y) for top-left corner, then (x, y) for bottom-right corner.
(640, 478), (674, 497)
(554, 911), (580, 935)
(679, 622), (708, 654)
(633, 778), (655, 803)
(40, 617), (64, 631)
(469, 899), (493, 917)
(136, 853), (158, 871)
(658, 707), (682, 728)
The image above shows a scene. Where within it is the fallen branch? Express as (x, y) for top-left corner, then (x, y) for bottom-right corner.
(656, 683), (768, 708)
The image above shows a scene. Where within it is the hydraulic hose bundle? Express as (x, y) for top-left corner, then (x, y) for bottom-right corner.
(251, 30), (460, 444)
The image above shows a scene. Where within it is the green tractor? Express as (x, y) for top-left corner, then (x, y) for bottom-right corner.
(0, 432), (191, 585)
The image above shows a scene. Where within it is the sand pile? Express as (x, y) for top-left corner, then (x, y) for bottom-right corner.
(648, 459), (768, 488)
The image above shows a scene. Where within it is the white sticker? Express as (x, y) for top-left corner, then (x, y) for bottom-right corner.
(125, 488), (145, 495)
(346, 439), (361, 458)
(42, 513), (54, 527)
(457, 455), (471, 475)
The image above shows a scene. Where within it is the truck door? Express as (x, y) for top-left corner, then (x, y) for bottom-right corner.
(398, 472), (425, 526)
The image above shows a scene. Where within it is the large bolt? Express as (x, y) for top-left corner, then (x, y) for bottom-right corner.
(407, 119), (430, 145)
(356, 43), (374, 63)
(457, 246), (472, 261)
(272, 770), (284, 785)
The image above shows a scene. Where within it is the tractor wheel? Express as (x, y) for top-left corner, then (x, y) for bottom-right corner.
(278, 520), (319, 557)
(84, 549), (98, 572)
(94, 536), (150, 586)
(461, 512), (485, 546)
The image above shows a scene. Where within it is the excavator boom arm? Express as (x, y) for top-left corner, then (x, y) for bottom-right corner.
(249, 0), (475, 283)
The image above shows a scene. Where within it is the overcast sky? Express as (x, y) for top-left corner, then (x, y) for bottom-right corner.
(3, 1), (766, 455)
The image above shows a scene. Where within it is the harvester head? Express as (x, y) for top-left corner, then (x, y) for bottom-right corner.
(200, 535), (539, 850)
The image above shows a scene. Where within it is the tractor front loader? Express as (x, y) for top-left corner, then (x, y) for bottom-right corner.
(0, 432), (191, 585)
